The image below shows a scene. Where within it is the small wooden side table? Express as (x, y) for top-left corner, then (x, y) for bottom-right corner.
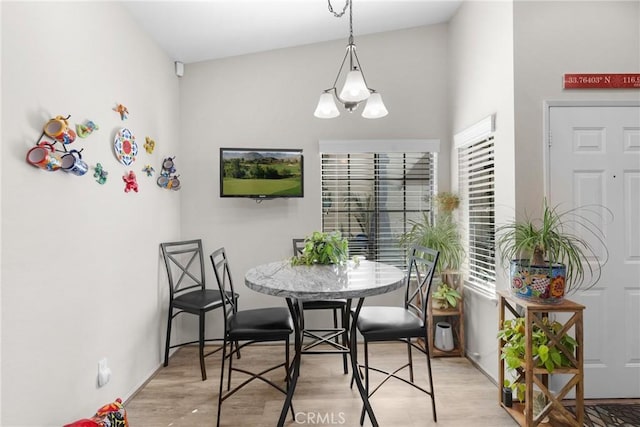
(498, 290), (584, 427)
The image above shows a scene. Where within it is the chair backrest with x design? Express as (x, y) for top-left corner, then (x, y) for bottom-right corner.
(161, 239), (206, 300)
(160, 239), (228, 381)
(404, 245), (439, 324)
(292, 238), (305, 256)
(209, 247), (238, 322)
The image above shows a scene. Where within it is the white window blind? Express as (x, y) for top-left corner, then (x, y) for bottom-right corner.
(457, 136), (496, 295)
(321, 152), (437, 269)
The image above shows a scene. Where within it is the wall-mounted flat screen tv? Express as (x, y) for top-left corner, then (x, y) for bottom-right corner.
(220, 148), (304, 199)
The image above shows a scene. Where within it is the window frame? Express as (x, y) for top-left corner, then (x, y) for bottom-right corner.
(454, 116), (497, 298)
(319, 140), (440, 270)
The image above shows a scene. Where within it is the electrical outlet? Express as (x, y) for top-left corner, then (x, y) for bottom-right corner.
(98, 357), (111, 387)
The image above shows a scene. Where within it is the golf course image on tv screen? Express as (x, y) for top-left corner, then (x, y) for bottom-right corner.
(220, 148), (303, 198)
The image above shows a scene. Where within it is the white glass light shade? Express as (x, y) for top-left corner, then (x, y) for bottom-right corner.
(339, 70), (370, 102)
(361, 92), (388, 119)
(314, 93), (340, 118)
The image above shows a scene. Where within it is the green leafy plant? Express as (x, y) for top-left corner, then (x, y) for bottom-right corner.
(496, 200), (610, 295)
(432, 283), (462, 309)
(497, 316), (578, 401)
(399, 212), (464, 275)
(291, 231), (349, 266)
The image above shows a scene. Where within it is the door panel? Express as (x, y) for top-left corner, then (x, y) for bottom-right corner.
(625, 172), (640, 261)
(549, 105), (640, 398)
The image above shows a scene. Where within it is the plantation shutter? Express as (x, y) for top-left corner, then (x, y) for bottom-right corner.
(457, 135), (496, 295)
(319, 140), (438, 269)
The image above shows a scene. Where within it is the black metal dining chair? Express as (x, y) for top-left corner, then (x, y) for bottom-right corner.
(210, 247), (294, 427)
(351, 245), (440, 425)
(292, 238), (349, 374)
(160, 239), (230, 381)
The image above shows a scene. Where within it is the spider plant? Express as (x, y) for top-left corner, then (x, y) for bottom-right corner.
(399, 212), (464, 275)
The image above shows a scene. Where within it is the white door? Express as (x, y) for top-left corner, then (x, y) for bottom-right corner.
(548, 104), (640, 398)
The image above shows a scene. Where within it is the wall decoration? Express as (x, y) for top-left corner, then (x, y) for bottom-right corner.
(142, 165), (155, 177)
(60, 149), (88, 176)
(563, 73), (640, 89)
(161, 156), (176, 174)
(43, 115), (76, 144)
(113, 128), (138, 166)
(144, 137), (155, 154)
(94, 163), (108, 184)
(157, 156), (180, 190)
(26, 141), (62, 171)
(28, 114), (84, 172)
(113, 103), (129, 120)
(123, 170), (139, 193)
(76, 120), (99, 138)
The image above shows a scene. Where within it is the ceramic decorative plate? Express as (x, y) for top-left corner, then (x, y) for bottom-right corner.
(113, 128), (138, 166)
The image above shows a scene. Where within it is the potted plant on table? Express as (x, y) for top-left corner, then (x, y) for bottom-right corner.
(291, 231), (349, 266)
(496, 200), (609, 303)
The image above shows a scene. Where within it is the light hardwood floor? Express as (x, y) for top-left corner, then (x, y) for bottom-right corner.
(125, 343), (517, 427)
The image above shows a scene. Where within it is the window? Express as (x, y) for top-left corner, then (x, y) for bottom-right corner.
(456, 116), (496, 296)
(320, 140), (438, 269)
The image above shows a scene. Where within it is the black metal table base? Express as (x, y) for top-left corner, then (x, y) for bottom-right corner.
(277, 298), (379, 427)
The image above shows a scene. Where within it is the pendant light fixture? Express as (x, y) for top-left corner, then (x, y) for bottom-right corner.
(314, 0), (388, 119)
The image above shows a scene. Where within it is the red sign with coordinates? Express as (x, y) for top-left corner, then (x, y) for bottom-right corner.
(563, 73), (640, 89)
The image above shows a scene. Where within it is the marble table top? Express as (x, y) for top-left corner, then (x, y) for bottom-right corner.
(245, 259), (406, 300)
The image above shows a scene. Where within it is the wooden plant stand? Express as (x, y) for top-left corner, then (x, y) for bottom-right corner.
(498, 290), (584, 427)
(428, 302), (465, 357)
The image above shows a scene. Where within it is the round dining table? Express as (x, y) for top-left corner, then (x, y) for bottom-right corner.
(245, 259), (406, 427)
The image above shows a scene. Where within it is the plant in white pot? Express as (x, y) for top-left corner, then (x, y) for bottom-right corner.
(496, 200), (609, 303)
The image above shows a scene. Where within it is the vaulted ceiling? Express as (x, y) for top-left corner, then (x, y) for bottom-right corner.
(122, 1), (462, 63)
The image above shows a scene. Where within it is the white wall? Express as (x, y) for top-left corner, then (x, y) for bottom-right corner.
(1, 3), (180, 426)
(448, 0), (515, 380)
(178, 25), (451, 328)
(0, 2), (3, 419)
(448, 0), (640, 385)
(513, 0), (640, 213)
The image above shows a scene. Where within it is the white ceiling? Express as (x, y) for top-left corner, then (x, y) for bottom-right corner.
(122, 0), (462, 64)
